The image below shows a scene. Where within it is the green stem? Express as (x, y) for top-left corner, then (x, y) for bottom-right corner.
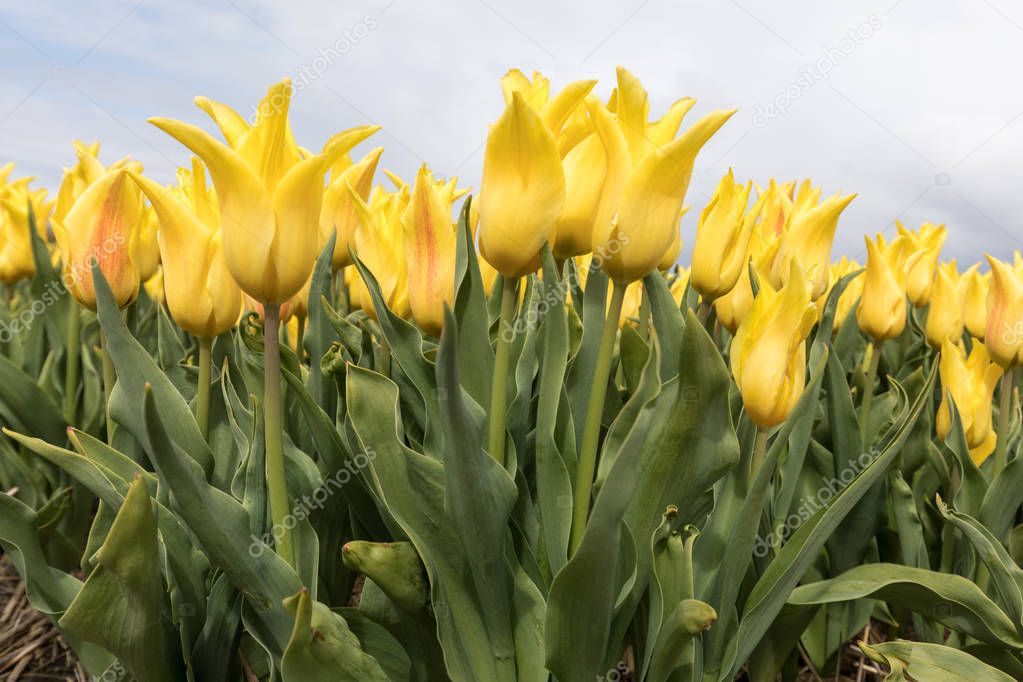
(64, 305), (81, 425)
(992, 371), (1014, 479)
(101, 331), (116, 445)
(697, 300), (711, 324)
(859, 341), (882, 444)
(263, 305), (294, 567)
(196, 336), (213, 441)
(295, 316), (305, 362)
(751, 428), (768, 478)
(569, 279), (627, 554)
(488, 276), (518, 464)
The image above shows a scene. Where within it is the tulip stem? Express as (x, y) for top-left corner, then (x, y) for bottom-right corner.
(751, 428), (768, 478)
(569, 279), (627, 555)
(859, 341), (882, 444)
(196, 336), (213, 441)
(295, 317), (305, 362)
(638, 287), (651, 342)
(100, 331), (116, 445)
(263, 305), (295, 567)
(488, 276), (517, 464)
(64, 306), (80, 425)
(992, 371), (1014, 479)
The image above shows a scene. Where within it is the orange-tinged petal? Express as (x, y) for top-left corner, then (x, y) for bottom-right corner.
(401, 165), (456, 336)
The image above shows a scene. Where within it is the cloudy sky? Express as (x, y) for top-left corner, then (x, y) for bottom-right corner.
(1, 0), (1021, 265)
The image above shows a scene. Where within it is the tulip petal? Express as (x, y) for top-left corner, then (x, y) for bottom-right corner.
(270, 151), (333, 303)
(236, 79), (304, 193)
(541, 79), (597, 135)
(648, 97), (697, 147)
(321, 147), (383, 269)
(194, 96), (251, 148)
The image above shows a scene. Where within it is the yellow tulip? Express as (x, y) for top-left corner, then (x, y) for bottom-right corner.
(658, 206), (689, 271)
(924, 262), (964, 348)
(143, 267), (164, 304)
(478, 91), (565, 278)
(501, 69), (597, 142)
(713, 196), (782, 333)
(553, 130), (606, 259)
(135, 204), (161, 283)
(128, 163), (241, 338)
(856, 234), (906, 341)
(730, 262), (817, 428)
(401, 165), (457, 337)
(936, 339), (1002, 464)
(320, 147), (384, 270)
(52, 168), (144, 310)
(347, 180), (409, 318)
(691, 170), (756, 299)
(755, 180), (793, 239)
(149, 79), (352, 305)
(984, 254), (1023, 368)
(53, 141), (103, 224)
(771, 187), (856, 299)
(589, 68), (734, 283)
(962, 263), (989, 340)
(899, 221), (946, 307)
(0, 179), (52, 284)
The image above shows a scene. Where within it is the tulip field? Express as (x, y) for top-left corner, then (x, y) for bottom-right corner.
(2, 67), (1023, 681)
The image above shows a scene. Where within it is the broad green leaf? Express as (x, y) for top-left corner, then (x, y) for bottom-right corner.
(860, 640), (1015, 681)
(790, 563), (1023, 648)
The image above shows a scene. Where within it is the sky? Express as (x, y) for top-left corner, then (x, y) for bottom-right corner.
(1, 0), (1022, 266)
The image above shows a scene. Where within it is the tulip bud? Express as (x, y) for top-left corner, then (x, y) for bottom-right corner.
(129, 167), (242, 338)
(730, 262), (817, 428)
(401, 165), (457, 337)
(962, 264), (989, 340)
(478, 92), (565, 278)
(984, 255), (1023, 368)
(52, 168), (144, 310)
(900, 222), (946, 306)
(856, 234), (907, 341)
(936, 339), (1002, 464)
(924, 263), (964, 348)
(0, 180), (51, 284)
(828, 257), (864, 331)
(691, 170), (755, 299)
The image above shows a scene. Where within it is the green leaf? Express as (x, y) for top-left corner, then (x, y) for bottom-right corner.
(92, 265), (213, 474)
(341, 541), (427, 613)
(790, 563), (1023, 648)
(0, 353), (66, 444)
(452, 197), (494, 408)
(60, 476), (182, 682)
(860, 640), (1016, 681)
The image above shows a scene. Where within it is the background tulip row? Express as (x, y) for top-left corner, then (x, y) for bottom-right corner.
(0, 66), (1020, 681)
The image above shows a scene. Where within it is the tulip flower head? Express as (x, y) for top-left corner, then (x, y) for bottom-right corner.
(856, 233), (908, 341)
(590, 67), (734, 284)
(924, 261), (965, 348)
(962, 263), (989, 340)
(730, 262), (817, 428)
(936, 339), (1002, 464)
(714, 198), (782, 333)
(828, 256), (864, 331)
(0, 177), (52, 284)
(150, 79), (355, 305)
(899, 222), (947, 307)
(984, 254), (1023, 368)
(128, 160), (242, 338)
(691, 169), (757, 300)
(400, 165), (459, 337)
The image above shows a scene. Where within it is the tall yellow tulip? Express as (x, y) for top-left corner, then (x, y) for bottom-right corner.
(730, 262), (817, 428)
(924, 262), (964, 348)
(714, 197), (782, 334)
(401, 165), (457, 337)
(936, 339), (1002, 464)
(691, 170), (756, 300)
(828, 256), (864, 331)
(588, 70), (734, 284)
(127, 163), (241, 339)
(347, 181), (409, 318)
(149, 79), (351, 306)
(477, 91), (565, 278)
(0, 180), (52, 284)
(984, 254), (1023, 368)
(856, 234), (907, 341)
